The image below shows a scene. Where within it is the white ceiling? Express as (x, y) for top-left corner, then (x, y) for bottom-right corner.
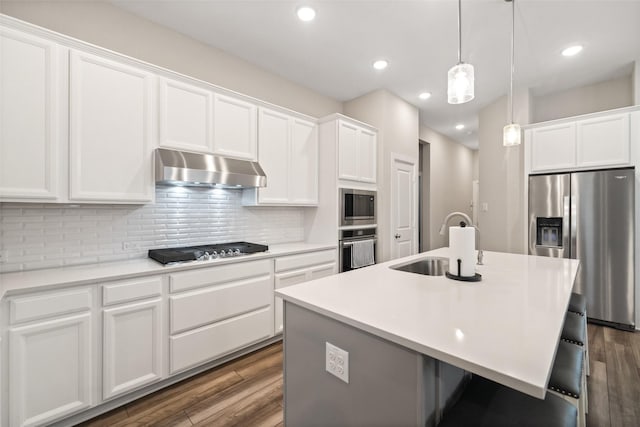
(111, 0), (640, 149)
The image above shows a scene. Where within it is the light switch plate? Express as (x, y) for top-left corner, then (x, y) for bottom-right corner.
(326, 342), (349, 383)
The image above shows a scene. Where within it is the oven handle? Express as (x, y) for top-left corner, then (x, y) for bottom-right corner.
(341, 238), (377, 248)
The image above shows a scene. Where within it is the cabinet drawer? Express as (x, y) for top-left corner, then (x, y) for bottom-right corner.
(170, 275), (272, 334)
(169, 259), (272, 293)
(9, 288), (92, 325)
(102, 276), (162, 306)
(275, 249), (336, 272)
(170, 307), (272, 374)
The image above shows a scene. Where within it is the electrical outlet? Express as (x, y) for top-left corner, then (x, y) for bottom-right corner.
(326, 342), (349, 383)
(481, 202), (489, 212)
(122, 242), (141, 251)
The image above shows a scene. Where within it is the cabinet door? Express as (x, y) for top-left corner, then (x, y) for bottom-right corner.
(9, 313), (93, 427)
(159, 77), (213, 153)
(309, 262), (338, 280)
(530, 123), (577, 172)
(213, 93), (257, 160)
(577, 113), (630, 168)
(103, 298), (163, 400)
(290, 118), (318, 204)
(274, 269), (309, 334)
(69, 50), (154, 202)
(358, 128), (377, 183)
(0, 28), (60, 201)
(257, 108), (290, 203)
(338, 121), (359, 180)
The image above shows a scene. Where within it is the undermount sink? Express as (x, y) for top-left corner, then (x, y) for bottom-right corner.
(390, 257), (449, 276)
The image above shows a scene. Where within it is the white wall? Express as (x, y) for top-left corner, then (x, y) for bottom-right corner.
(533, 75), (633, 123)
(0, 186), (304, 273)
(343, 90), (419, 262)
(634, 60), (640, 105)
(420, 126), (476, 250)
(0, 1), (342, 118)
(478, 87), (531, 254)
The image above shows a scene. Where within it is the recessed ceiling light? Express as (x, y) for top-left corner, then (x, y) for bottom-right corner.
(419, 92), (432, 100)
(296, 6), (316, 22)
(372, 59), (388, 70)
(561, 45), (583, 57)
(455, 124), (465, 130)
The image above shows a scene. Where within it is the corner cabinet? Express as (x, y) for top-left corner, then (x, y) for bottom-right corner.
(68, 50), (154, 203)
(0, 27), (61, 202)
(528, 111), (632, 173)
(243, 108), (318, 206)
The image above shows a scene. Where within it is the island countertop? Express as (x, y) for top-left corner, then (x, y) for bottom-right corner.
(276, 247), (580, 399)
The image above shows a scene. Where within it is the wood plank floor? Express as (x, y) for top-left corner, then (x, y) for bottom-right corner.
(81, 324), (640, 427)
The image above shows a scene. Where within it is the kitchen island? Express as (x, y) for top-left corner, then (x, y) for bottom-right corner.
(276, 248), (580, 426)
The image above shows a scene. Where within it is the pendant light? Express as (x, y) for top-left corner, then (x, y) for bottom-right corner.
(448, 0), (475, 104)
(503, 0), (521, 146)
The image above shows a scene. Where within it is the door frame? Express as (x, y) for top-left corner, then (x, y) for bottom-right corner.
(390, 152), (419, 258)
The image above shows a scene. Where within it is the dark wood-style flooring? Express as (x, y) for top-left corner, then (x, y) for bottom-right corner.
(82, 324), (639, 426)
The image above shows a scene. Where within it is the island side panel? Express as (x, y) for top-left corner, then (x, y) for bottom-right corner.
(283, 302), (437, 426)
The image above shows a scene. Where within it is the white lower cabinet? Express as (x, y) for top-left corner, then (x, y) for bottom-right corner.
(9, 313), (93, 427)
(168, 259), (274, 374)
(274, 249), (337, 334)
(102, 298), (163, 400)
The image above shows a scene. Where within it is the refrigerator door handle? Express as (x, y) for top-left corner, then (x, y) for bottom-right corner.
(570, 195), (577, 260)
(563, 196), (572, 258)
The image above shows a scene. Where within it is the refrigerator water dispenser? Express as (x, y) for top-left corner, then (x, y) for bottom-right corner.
(536, 217), (563, 248)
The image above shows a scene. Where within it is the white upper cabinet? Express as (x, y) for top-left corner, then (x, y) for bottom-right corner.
(158, 77), (213, 153)
(289, 118), (318, 203)
(256, 108), (290, 203)
(528, 110), (633, 173)
(69, 50), (155, 203)
(243, 108), (318, 206)
(0, 28), (61, 201)
(213, 93), (257, 160)
(529, 122), (576, 172)
(576, 113), (630, 168)
(357, 127), (377, 183)
(338, 119), (377, 184)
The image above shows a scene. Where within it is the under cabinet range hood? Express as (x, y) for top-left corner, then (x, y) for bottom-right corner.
(155, 148), (266, 188)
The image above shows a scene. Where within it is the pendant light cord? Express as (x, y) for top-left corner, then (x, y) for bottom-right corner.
(457, 0), (462, 64)
(509, 0), (515, 124)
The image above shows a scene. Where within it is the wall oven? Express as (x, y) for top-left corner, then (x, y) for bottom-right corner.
(339, 227), (377, 272)
(340, 188), (376, 227)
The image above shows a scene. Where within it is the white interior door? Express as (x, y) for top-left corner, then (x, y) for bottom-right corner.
(391, 154), (417, 259)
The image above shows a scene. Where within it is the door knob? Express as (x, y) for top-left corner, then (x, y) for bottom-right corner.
(394, 234), (401, 239)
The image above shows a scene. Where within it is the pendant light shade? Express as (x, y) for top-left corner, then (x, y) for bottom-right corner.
(448, 63), (475, 104)
(503, 0), (521, 146)
(447, 0), (474, 104)
(503, 123), (521, 146)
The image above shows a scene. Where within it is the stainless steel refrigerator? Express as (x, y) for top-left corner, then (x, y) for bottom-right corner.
(528, 168), (635, 330)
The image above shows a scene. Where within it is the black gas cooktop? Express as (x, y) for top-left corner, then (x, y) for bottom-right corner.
(148, 242), (269, 265)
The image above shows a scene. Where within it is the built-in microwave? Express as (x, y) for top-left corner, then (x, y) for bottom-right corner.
(340, 188), (376, 227)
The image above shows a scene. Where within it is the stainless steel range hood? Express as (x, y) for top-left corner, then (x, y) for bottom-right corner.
(155, 148), (266, 188)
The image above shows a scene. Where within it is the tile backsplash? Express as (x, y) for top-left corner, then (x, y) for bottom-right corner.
(0, 186), (305, 273)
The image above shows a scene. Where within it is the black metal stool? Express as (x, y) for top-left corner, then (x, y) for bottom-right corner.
(438, 375), (577, 427)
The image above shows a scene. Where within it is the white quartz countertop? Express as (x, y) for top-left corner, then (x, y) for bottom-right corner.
(0, 242), (337, 299)
(276, 247), (580, 399)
